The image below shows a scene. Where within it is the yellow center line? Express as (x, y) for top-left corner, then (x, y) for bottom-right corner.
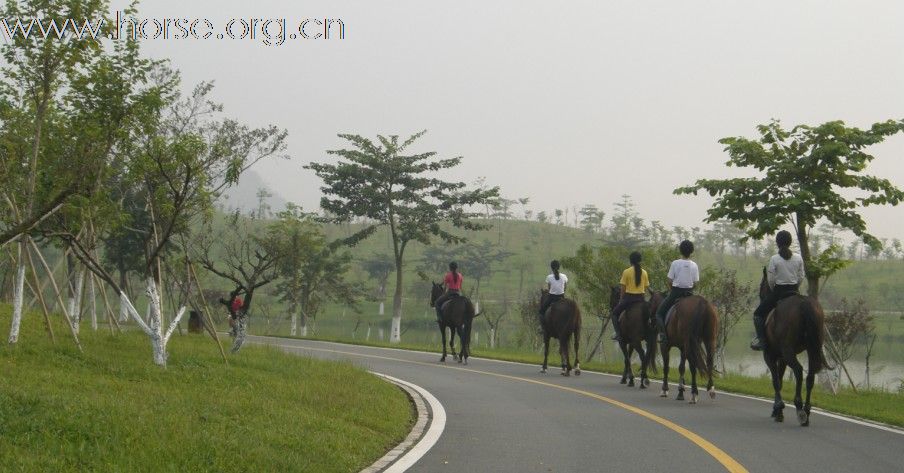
(268, 341), (749, 473)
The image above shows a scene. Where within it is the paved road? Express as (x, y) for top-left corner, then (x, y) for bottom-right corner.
(249, 336), (902, 473)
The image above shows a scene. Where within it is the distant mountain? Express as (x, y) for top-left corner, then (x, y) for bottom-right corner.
(217, 169), (289, 217)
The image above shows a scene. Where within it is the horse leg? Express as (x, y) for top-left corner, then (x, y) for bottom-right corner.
(619, 341), (630, 384)
(803, 369), (815, 427)
(560, 336), (571, 376)
(541, 335), (550, 373)
(688, 351), (699, 404)
(457, 325), (468, 365)
(786, 350), (807, 426)
(660, 345), (670, 397)
(573, 328), (581, 376)
(439, 324), (447, 363)
(636, 343), (648, 389)
(767, 352), (786, 422)
(706, 336), (716, 399)
(626, 345), (636, 387)
(450, 327), (458, 362)
(676, 351), (686, 401)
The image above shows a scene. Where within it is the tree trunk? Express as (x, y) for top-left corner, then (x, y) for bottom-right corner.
(118, 269), (129, 322)
(8, 241), (27, 344)
(490, 327), (496, 349)
(89, 276), (97, 331)
(300, 306), (308, 337)
(390, 257), (403, 344)
(69, 268), (85, 336)
(796, 222), (819, 297)
(289, 301), (298, 336)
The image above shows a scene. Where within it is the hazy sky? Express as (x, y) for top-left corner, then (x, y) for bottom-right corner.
(119, 0), (904, 240)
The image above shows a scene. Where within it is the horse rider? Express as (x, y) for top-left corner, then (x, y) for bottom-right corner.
(434, 261), (463, 322)
(750, 230), (805, 351)
(610, 251), (650, 341)
(538, 260), (568, 323)
(655, 240), (699, 344)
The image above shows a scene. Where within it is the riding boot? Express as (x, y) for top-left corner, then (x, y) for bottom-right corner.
(610, 316), (621, 341)
(657, 317), (667, 344)
(750, 315), (766, 351)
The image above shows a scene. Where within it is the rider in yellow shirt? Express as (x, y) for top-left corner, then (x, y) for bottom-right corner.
(610, 251), (650, 341)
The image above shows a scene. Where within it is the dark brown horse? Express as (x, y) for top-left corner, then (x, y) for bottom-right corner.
(758, 268), (831, 426)
(609, 286), (660, 388)
(539, 290), (582, 376)
(430, 282), (479, 365)
(660, 295), (719, 404)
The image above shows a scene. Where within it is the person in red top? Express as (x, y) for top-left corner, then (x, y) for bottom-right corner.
(434, 262), (463, 321)
(230, 296), (244, 315)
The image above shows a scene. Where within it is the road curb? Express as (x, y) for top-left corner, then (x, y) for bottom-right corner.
(361, 373), (446, 473)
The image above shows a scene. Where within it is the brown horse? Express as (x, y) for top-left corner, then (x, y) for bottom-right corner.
(430, 282), (479, 364)
(758, 268), (831, 426)
(609, 286), (660, 388)
(660, 295), (719, 404)
(539, 290), (582, 376)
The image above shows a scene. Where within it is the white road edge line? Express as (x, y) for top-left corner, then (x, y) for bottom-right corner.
(268, 336), (904, 436)
(369, 373), (447, 473)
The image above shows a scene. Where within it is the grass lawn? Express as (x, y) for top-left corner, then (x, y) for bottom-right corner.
(0, 305), (413, 473)
(296, 334), (904, 428)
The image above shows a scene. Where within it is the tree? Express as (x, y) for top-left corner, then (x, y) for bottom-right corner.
(267, 207), (365, 338)
(361, 253), (394, 315)
(824, 298), (874, 390)
(696, 267), (754, 372)
(57, 73), (287, 365)
(0, 0), (131, 343)
(579, 204), (604, 234)
(676, 119), (904, 297)
(194, 215), (280, 352)
(306, 131), (497, 343)
(606, 195), (646, 248)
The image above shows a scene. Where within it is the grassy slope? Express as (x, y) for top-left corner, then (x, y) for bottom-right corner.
(0, 305), (412, 473)
(297, 335), (904, 428)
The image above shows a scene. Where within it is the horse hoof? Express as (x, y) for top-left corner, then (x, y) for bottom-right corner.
(642, 378), (650, 388)
(676, 393), (685, 401)
(440, 358), (446, 363)
(540, 368), (547, 374)
(574, 368), (581, 376)
(561, 371), (571, 377)
(463, 359), (468, 366)
(775, 413), (784, 422)
(690, 394), (698, 404)
(708, 388), (716, 400)
(627, 379), (635, 387)
(797, 410), (809, 426)
(619, 378), (627, 385)
(660, 390), (668, 398)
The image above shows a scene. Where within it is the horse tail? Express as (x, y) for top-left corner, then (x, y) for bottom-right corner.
(687, 297), (711, 379)
(801, 297), (832, 373)
(643, 302), (658, 373)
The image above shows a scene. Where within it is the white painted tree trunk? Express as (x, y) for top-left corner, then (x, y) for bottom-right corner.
(8, 242), (27, 344)
(119, 296), (128, 323)
(366, 326), (371, 341)
(390, 315), (401, 344)
(475, 300), (480, 314)
(290, 311), (297, 336)
(379, 301), (384, 315)
(118, 278), (188, 367)
(300, 324), (308, 337)
(490, 328), (496, 349)
(69, 269), (84, 335)
(231, 316), (248, 353)
(89, 276), (97, 331)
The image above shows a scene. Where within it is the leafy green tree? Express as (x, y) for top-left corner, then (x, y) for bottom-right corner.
(676, 119), (904, 296)
(696, 267), (754, 372)
(306, 131), (497, 343)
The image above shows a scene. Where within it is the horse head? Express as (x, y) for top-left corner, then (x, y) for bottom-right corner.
(648, 288), (665, 315)
(430, 282), (444, 307)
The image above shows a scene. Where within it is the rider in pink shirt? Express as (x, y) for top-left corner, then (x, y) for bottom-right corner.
(435, 262), (462, 321)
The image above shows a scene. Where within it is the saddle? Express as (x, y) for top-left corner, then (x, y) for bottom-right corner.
(664, 293), (692, 327)
(440, 293), (460, 312)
